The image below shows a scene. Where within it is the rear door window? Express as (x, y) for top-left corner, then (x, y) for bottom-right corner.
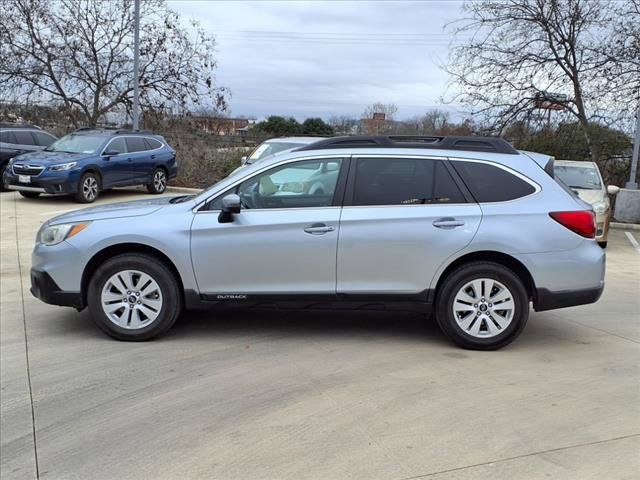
(452, 161), (536, 202)
(125, 137), (148, 152)
(352, 157), (466, 206)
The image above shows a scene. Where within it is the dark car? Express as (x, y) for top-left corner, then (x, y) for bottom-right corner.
(4, 128), (178, 203)
(0, 123), (57, 191)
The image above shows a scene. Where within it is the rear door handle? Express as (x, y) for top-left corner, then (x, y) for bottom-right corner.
(433, 217), (465, 229)
(304, 223), (335, 235)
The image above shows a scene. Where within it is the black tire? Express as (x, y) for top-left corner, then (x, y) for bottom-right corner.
(75, 171), (100, 203)
(435, 261), (529, 350)
(87, 253), (182, 341)
(0, 163), (8, 191)
(19, 191), (40, 198)
(146, 168), (167, 194)
(598, 241), (607, 249)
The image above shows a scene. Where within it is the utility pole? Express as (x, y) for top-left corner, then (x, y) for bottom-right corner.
(627, 107), (640, 189)
(132, 0), (141, 131)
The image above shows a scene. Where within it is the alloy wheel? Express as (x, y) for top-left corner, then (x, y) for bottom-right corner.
(83, 176), (98, 201)
(101, 270), (163, 329)
(452, 278), (515, 338)
(154, 170), (167, 192)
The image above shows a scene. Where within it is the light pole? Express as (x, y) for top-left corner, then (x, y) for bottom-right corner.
(132, 0), (141, 131)
(627, 107), (640, 189)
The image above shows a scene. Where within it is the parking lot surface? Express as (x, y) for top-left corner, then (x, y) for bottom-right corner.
(1, 189), (639, 480)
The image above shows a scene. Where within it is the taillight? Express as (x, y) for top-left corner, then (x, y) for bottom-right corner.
(549, 211), (595, 238)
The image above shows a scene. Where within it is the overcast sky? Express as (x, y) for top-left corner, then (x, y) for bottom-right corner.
(167, 0), (465, 121)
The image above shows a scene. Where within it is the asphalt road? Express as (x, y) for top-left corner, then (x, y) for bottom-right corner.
(1, 188), (639, 480)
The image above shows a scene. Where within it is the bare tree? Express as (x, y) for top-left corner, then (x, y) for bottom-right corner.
(0, 0), (228, 127)
(444, 0), (639, 161)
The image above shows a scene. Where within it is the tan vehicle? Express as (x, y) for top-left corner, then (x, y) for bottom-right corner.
(554, 160), (620, 247)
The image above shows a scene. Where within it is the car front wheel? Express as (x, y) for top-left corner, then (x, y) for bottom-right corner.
(0, 163), (8, 191)
(147, 168), (167, 194)
(76, 172), (100, 203)
(87, 253), (182, 341)
(435, 261), (529, 350)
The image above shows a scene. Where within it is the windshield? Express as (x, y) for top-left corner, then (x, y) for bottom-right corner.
(46, 134), (105, 154)
(247, 141), (301, 164)
(554, 165), (602, 190)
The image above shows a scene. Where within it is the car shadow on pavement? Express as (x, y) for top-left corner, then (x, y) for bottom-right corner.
(40, 306), (575, 351)
(169, 309), (444, 344)
(46, 307), (450, 346)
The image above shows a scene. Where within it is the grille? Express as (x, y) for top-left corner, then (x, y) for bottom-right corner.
(12, 164), (44, 176)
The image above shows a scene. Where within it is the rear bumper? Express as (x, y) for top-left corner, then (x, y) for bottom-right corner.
(30, 268), (84, 309)
(534, 285), (604, 311)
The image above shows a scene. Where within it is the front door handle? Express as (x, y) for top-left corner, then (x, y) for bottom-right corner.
(433, 217), (465, 229)
(304, 223), (335, 235)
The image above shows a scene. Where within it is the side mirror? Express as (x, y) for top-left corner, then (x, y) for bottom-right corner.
(218, 194), (241, 223)
(240, 156), (248, 166)
(102, 149), (119, 158)
(607, 185), (620, 195)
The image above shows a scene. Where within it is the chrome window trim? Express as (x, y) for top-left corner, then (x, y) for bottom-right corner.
(193, 152), (542, 212)
(100, 135), (166, 157)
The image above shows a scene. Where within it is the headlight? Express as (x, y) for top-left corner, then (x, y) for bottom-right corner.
(37, 222), (90, 246)
(593, 201), (608, 215)
(49, 162), (77, 171)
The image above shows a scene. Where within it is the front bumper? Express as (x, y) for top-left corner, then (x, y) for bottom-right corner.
(31, 268), (84, 309)
(5, 169), (78, 194)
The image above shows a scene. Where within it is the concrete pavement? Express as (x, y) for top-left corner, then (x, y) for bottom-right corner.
(1, 188), (639, 480)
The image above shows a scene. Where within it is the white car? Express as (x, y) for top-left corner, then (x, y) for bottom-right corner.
(236, 137), (325, 170)
(554, 160), (619, 247)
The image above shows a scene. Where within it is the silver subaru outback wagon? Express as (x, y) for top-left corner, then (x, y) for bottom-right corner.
(31, 135), (605, 350)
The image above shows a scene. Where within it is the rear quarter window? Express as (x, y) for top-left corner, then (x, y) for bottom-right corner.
(144, 137), (163, 150)
(452, 160), (536, 202)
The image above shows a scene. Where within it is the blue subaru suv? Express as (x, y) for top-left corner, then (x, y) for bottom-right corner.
(4, 128), (177, 203)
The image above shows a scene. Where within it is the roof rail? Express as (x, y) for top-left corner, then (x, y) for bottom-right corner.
(73, 127), (96, 132)
(0, 122), (42, 130)
(296, 135), (519, 155)
(114, 129), (153, 135)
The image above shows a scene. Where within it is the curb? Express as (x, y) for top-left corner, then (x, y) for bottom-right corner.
(610, 222), (640, 231)
(166, 186), (203, 194)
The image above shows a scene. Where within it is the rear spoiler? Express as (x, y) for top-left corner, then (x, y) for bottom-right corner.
(521, 151), (555, 177)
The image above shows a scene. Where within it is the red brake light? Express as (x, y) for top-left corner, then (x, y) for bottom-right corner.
(549, 211), (595, 238)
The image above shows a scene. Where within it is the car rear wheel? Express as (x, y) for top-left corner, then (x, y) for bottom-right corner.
(87, 253), (182, 341)
(435, 261), (529, 350)
(76, 172), (100, 203)
(147, 168), (167, 194)
(19, 191), (40, 198)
